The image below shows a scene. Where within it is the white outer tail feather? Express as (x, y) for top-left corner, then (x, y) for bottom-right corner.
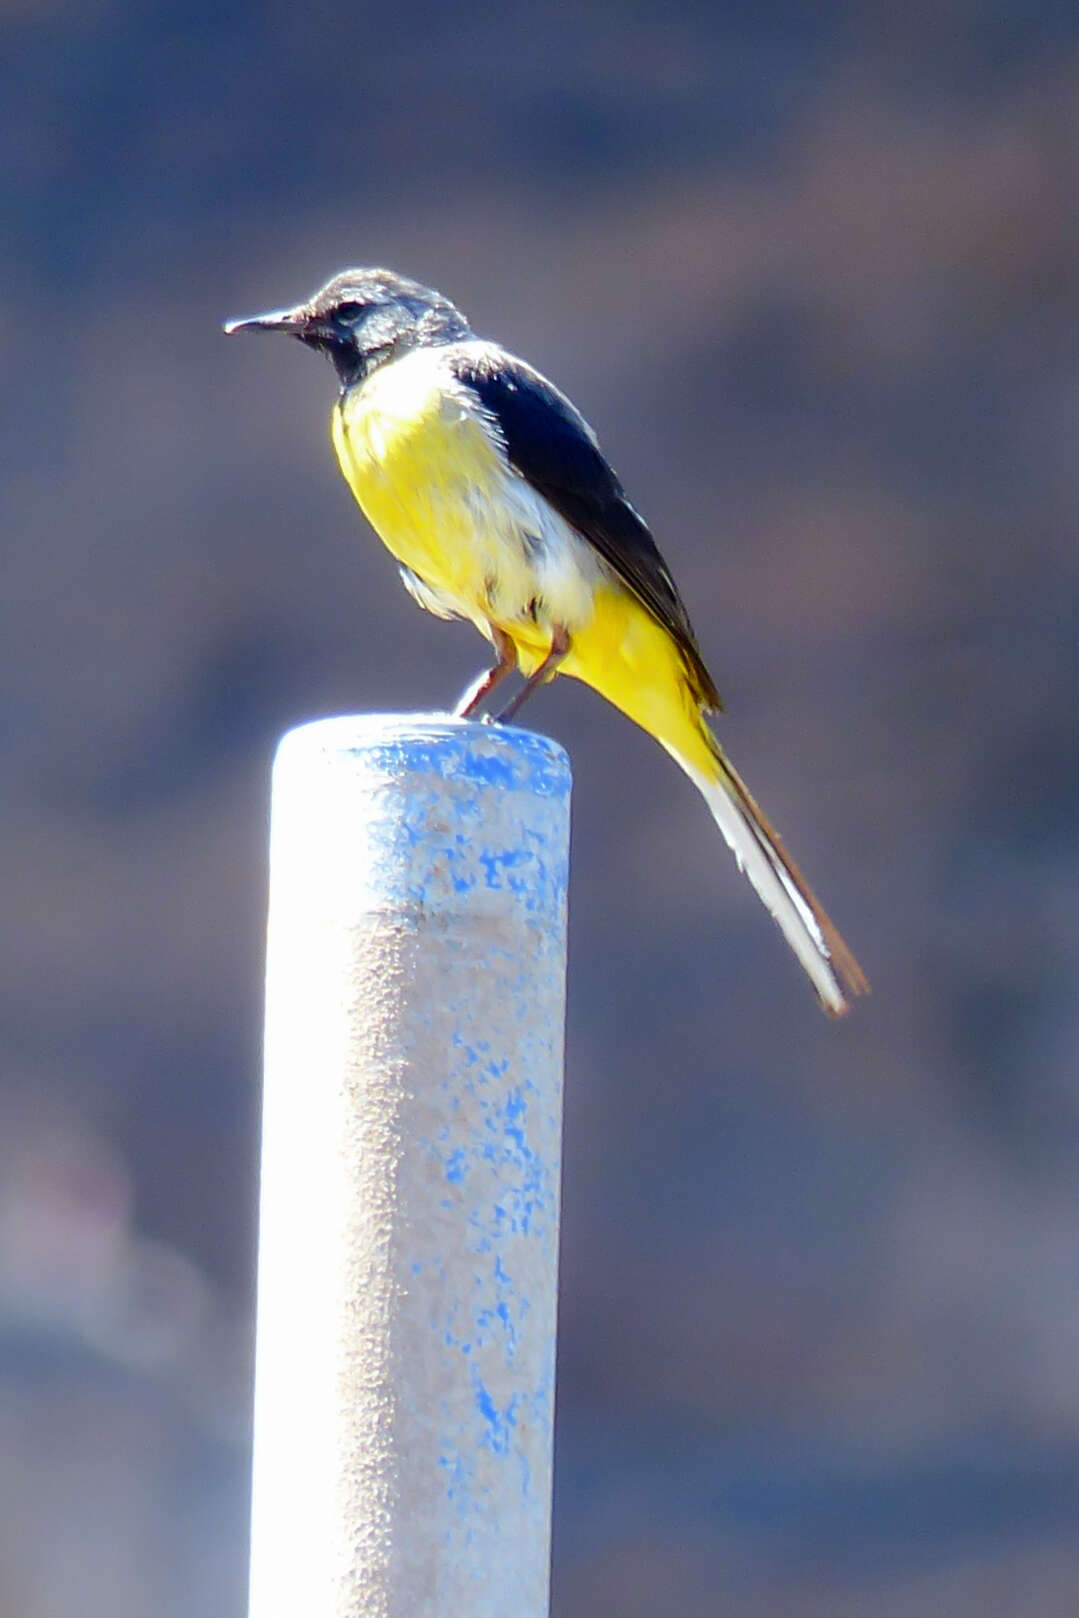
(678, 751), (852, 1016)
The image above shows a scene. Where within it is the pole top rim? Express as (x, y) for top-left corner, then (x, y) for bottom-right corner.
(273, 712), (572, 796)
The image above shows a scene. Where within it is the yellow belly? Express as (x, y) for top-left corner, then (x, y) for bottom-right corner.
(332, 352), (540, 633)
(331, 348), (714, 780)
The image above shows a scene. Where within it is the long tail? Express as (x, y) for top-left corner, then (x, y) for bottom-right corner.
(675, 733), (869, 1017)
(551, 594), (868, 1014)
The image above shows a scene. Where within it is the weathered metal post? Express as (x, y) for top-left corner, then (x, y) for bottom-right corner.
(248, 715), (571, 1618)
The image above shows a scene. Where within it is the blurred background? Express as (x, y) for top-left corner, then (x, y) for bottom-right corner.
(4, 1), (1079, 1613)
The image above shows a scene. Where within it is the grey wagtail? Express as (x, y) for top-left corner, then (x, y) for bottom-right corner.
(226, 268), (867, 1013)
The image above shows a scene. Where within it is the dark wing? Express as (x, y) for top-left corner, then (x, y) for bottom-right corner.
(452, 346), (722, 711)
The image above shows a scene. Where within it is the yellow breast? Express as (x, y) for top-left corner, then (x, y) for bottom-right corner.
(331, 348), (521, 624)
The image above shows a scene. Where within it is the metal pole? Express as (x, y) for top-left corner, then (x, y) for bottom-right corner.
(248, 715), (571, 1618)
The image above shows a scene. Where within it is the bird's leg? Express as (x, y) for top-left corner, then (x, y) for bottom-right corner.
(454, 626), (518, 717)
(495, 626), (570, 723)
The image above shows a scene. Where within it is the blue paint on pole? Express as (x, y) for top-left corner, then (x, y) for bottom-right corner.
(250, 714), (570, 1618)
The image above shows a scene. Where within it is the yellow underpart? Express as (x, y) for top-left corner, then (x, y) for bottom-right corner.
(332, 353), (568, 636)
(553, 583), (719, 782)
(331, 353), (717, 783)
(327, 349), (859, 1011)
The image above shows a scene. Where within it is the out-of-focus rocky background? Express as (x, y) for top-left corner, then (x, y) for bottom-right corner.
(4, 2), (1079, 1613)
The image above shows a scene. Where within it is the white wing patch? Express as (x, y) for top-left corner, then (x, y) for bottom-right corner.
(478, 454), (607, 630)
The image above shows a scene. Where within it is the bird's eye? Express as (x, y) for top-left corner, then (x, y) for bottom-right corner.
(334, 301), (364, 322)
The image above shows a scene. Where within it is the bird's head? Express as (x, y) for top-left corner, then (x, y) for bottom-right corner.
(224, 268), (471, 388)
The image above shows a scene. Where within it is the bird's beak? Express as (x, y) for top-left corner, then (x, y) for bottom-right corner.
(223, 304), (312, 337)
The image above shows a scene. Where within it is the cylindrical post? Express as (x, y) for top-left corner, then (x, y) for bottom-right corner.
(248, 715), (571, 1618)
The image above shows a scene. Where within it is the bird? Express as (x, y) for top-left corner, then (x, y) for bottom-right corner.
(225, 268), (868, 1015)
